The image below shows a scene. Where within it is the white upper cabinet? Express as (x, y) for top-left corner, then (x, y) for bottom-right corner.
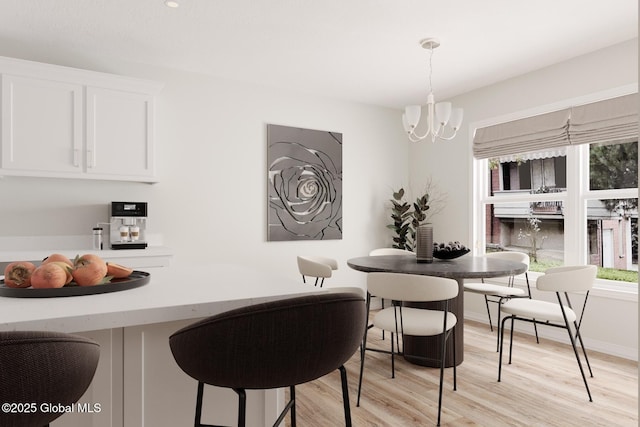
(2, 75), (84, 175)
(0, 56), (163, 183)
(86, 88), (155, 179)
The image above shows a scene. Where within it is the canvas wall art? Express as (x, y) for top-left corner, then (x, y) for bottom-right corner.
(267, 124), (343, 241)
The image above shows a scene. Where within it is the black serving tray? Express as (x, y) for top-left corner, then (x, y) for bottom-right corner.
(0, 271), (150, 298)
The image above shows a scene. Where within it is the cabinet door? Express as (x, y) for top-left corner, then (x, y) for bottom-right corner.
(86, 88), (155, 180)
(1, 74), (83, 174)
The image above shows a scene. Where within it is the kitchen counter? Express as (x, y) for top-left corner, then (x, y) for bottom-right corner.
(0, 263), (321, 427)
(0, 235), (174, 270)
(0, 263), (317, 332)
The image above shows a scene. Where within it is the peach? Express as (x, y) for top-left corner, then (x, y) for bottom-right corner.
(4, 261), (36, 288)
(42, 253), (73, 267)
(31, 263), (67, 289)
(106, 262), (133, 279)
(72, 254), (108, 286)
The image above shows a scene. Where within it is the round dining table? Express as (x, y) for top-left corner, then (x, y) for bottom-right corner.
(347, 254), (527, 367)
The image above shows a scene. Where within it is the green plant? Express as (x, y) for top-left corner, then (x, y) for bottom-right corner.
(407, 193), (430, 251)
(387, 182), (445, 251)
(387, 188), (412, 250)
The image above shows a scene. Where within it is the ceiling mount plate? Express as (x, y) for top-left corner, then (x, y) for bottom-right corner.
(420, 38), (441, 50)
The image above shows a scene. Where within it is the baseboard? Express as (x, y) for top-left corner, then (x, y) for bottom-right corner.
(463, 312), (638, 362)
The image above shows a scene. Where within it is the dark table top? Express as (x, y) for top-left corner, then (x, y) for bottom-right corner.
(347, 254), (527, 280)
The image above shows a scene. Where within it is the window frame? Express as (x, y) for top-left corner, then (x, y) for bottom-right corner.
(470, 84), (638, 296)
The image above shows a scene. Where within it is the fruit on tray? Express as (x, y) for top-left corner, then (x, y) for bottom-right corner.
(433, 241), (468, 252)
(31, 263), (69, 289)
(42, 253), (73, 267)
(50, 262), (73, 284)
(72, 254), (109, 286)
(2, 254), (134, 289)
(3, 261), (36, 288)
(432, 241), (470, 259)
(107, 262), (134, 279)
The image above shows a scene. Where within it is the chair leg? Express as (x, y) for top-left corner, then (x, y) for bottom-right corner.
(339, 365), (353, 427)
(565, 324), (593, 401)
(290, 386), (296, 427)
(381, 298), (385, 340)
(495, 297), (504, 352)
(357, 294), (372, 407)
(234, 388), (247, 427)
(195, 381), (205, 427)
(497, 315), (511, 382)
(452, 327), (457, 391)
(390, 332), (396, 379)
(557, 306), (593, 402)
(525, 273), (540, 344)
(436, 324), (448, 426)
(484, 295), (493, 331)
(507, 316), (516, 364)
(574, 321), (593, 377)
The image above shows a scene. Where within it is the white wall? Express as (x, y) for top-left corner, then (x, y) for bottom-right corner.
(1, 39), (637, 359)
(408, 39), (638, 359)
(0, 51), (409, 288)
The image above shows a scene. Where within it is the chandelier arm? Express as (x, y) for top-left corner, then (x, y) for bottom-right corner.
(434, 128), (459, 141)
(407, 125), (459, 142)
(407, 125), (433, 141)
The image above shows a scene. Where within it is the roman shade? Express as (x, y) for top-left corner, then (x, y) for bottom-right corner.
(473, 93), (638, 159)
(473, 109), (570, 159)
(568, 93), (638, 146)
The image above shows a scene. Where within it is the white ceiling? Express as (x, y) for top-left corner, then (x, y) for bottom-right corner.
(0, 0), (637, 109)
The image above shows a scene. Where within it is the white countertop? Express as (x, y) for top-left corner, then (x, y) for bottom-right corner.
(0, 246), (174, 264)
(0, 264), (320, 333)
(0, 235), (173, 264)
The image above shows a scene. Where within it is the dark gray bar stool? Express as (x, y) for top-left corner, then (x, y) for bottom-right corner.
(0, 330), (100, 427)
(169, 292), (366, 427)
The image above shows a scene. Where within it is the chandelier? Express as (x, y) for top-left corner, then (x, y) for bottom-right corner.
(402, 38), (463, 142)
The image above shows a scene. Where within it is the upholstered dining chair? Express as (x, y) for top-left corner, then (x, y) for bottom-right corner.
(357, 272), (458, 426)
(169, 292), (366, 427)
(498, 265), (597, 401)
(297, 255), (339, 287)
(368, 247), (413, 341)
(0, 330), (100, 427)
(463, 251), (538, 350)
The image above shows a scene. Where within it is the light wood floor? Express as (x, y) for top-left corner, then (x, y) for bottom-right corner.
(288, 319), (638, 426)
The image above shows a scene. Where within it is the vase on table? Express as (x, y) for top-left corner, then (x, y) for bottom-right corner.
(416, 224), (433, 263)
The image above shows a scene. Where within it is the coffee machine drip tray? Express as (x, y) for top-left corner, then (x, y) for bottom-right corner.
(111, 242), (148, 250)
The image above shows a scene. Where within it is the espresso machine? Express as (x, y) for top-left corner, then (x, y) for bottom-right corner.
(109, 201), (148, 250)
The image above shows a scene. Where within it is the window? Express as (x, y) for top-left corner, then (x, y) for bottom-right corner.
(473, 92), (638, 289)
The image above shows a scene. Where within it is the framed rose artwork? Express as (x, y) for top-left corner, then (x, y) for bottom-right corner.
(267, 124), (343, 241)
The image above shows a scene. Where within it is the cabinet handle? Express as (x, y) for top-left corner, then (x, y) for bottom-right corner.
(87, 149), (94, 168)
(73, 149), (80, 167)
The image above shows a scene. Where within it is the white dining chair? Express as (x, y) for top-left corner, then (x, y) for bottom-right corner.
(296, 255), (338, 287)
(498, 264), (597, 401)
(357, 272), (458, 426)
(463, 251), (538, 350)
(368, 248), (413, 341)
